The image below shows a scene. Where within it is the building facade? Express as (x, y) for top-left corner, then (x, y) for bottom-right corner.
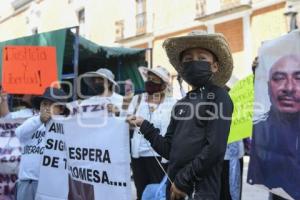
(0, 0), (297, 95)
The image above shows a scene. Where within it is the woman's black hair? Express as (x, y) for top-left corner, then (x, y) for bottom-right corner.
(108, 82), (113, 92)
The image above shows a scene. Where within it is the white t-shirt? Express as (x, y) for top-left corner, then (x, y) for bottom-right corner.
(81, 93), (123, 108)
(128, 93), (176, 158)
(15, 115), (45, 180)
(109, 92), (124, 111)
(77, 93), (124, 116)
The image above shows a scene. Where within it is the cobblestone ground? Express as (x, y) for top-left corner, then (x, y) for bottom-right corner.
(131, 156), (270, 200)
(242, 156), (269, 200)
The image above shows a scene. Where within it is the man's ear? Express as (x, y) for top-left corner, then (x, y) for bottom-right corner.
(211, 62), (219, 73)
(267, 80), (276, 107)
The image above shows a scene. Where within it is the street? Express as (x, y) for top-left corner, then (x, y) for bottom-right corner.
(242, 157), (269, 200)
(131, 156), (270, 200)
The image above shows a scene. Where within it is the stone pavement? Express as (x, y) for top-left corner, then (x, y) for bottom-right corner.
(131, 156), (271, 200)
(242, 156), (269, 200)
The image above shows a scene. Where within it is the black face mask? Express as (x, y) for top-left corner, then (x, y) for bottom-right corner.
(145, 81), (165, 95)
(92, 84), (105, 95)
(181, 60), (213, 87)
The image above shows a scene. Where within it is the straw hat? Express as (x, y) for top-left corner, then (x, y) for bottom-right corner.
(138, 66), (171, 84)
(163, 30), (233, 87)
(83, 68), (118, 88)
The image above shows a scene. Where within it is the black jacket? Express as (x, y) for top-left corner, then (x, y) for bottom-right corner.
(140, 84), (233, 199)
(248, 107), (300, 199)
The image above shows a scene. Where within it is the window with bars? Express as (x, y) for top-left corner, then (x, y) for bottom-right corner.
(115, 20), (124, 41)
(136, 0), (147, 35)
(196, 0), (207, 17)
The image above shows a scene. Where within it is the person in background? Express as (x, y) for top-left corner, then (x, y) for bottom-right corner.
(252, 57), (258, 77)
(220, 86), (245, 200)
(128, 66), (176, 200)
(121, 79), (135, 116)
(15, 87), (69, 200)
(82, 68), (123, 116)
(124, 79), (135, 99)
(221, 141), (245, 200)
(0, 88), (9, 118)
(0, 87), (36, 119)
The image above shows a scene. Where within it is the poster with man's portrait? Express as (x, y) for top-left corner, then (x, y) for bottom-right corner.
(247, 30), (300, 200)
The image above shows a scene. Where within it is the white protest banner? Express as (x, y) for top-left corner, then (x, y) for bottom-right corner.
(247, 30), (300, 199)
(36, 96), (131, 200)
(35, 118), (68, 200)
(0, 119), (24, 200)
(64, 117), (131, 200)
(36, 97), (112, 200)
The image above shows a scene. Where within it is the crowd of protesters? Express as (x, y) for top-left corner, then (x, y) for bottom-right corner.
(1, 30), (293, 200)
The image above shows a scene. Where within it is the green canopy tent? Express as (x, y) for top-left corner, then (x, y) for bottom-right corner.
(0, 27), (146, 100)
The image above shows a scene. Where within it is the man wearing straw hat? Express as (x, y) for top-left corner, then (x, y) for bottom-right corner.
(127, 31), (234, 200)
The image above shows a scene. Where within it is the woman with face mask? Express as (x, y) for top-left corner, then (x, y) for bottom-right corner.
(82, 68), (123, 116)
(127, 66), (176, 200)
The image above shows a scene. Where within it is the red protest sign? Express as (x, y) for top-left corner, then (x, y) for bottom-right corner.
(2, 46), (59, 95)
